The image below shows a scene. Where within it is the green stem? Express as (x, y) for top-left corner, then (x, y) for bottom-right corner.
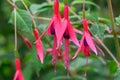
(63, 0), (68, 5)
(20, 0), (52, 47)
(95, 36), (120, 68)
(13, 1), (19, 58)
(82, 0), (86, 18)
(7, 0), (14, 7)
(21, 0), (36, 29)
(107, 0), (120, 61)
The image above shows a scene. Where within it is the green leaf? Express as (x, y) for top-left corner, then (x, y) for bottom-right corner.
(30, 3), (52, 14)
(29, 48), (42, 76)
(23, 0), (31, 7)
(72, 0), (100, 9)
(114, 68), (120, 80)
(107, 61), (117, 75)
(13, 0), (31, 6)
(90, 23), (105, 39)
(115, 15), (120, 28)
(9, 8), (32, 33)
(23, 65), (32, 80)
(52, 76), (70, 80)
(70, 57), (92, 71)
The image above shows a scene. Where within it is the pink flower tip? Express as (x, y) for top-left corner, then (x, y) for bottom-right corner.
(15, 58), (21, 70)
(35, 39), (44, 64)
(23, 38), (32, 49)
(14, 58), (24, 80)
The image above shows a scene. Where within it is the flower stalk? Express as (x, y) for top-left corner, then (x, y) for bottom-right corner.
(12, 0), (19, 58)
(107, 0), (120, 61)
(82, 0), (86, 18)
(63, 0), (68, 5)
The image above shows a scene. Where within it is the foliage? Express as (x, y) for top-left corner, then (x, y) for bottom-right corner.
(0, 0), (120, 80)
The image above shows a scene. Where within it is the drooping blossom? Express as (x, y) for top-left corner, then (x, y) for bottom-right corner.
(62, 5), (79, 47)
(47, 0), (63, 71)
(23, 37), (32, 49)
(19, 34), (32, 49)
(62, 5), (80, 70)
(34, 28), (44, 63)
(13, 58), (24, 80)
(72, 18), (97, 59)
(47, 0), (65, 48)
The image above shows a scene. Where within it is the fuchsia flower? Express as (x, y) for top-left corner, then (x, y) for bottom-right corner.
(23, 37), (32, 49)
(47, 0), (66, 48)
(14, 58), (24, 80)
(47, 0), (64, 70)
(72, 18), (97, 59)
(62, 5), (79, 47)
(62, 5), (80, 70)
(34, 28), (44, 63)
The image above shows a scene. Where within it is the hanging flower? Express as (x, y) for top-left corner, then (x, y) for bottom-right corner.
(34, 28), (44, 63)
(23, 37), (32, 49)
(47, 0), (63, 71)
(72, 18), (97, 59)
(62, 5), (80, 70)
(13, 58), (24, 80)
(62, 5), (79, 47)
(47, 0), (66, 48)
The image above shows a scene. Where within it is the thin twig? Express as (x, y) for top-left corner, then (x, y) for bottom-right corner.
(82, 0), (86, 18)
(21, 0), (36, 29)
(13, 1), (19, 57)
(34, 16), (51, 21)
(20, 0), (52, 47)
(107, 0), (120, 61)
(7, 0), (14, 7)
(69, 7), (81, 20)
(95, 35), (120, 67)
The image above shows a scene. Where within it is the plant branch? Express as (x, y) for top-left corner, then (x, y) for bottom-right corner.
(95, 35), (120, 68)
(63, 0), (68, 5)
(21, 0), (36, 29)
(69, 7), (81, 21)
(7, 0), (14, 7)
(21, 0), (52, 47)
(82, 0), (86, 18)
(11, 0), (19, 57)
(34, 16), (51, 21)
(107, 0), (120, 61)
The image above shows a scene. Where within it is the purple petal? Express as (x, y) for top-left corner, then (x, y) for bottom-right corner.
(47, 16), (55, 35)
(84, 32), (97, 55)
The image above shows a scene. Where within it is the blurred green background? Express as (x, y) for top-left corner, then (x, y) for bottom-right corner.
(0, 0), (120, 80)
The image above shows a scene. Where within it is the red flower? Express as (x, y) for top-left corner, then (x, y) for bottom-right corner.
(23, 38), (32, 49)
(62, 5), (79, 46)
(63, 39), (70, 70)
(62, 5), (80, 70)
(72, 18), (97, 59)
(47, 0), (63, 71)
(47, 0), (65, 48)
(46, 35), (62, 72)
(14, 58), (24, 80)
(34, 28), (44, 63)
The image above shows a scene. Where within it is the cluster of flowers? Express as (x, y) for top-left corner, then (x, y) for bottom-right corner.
(13, 0), (104, 80)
